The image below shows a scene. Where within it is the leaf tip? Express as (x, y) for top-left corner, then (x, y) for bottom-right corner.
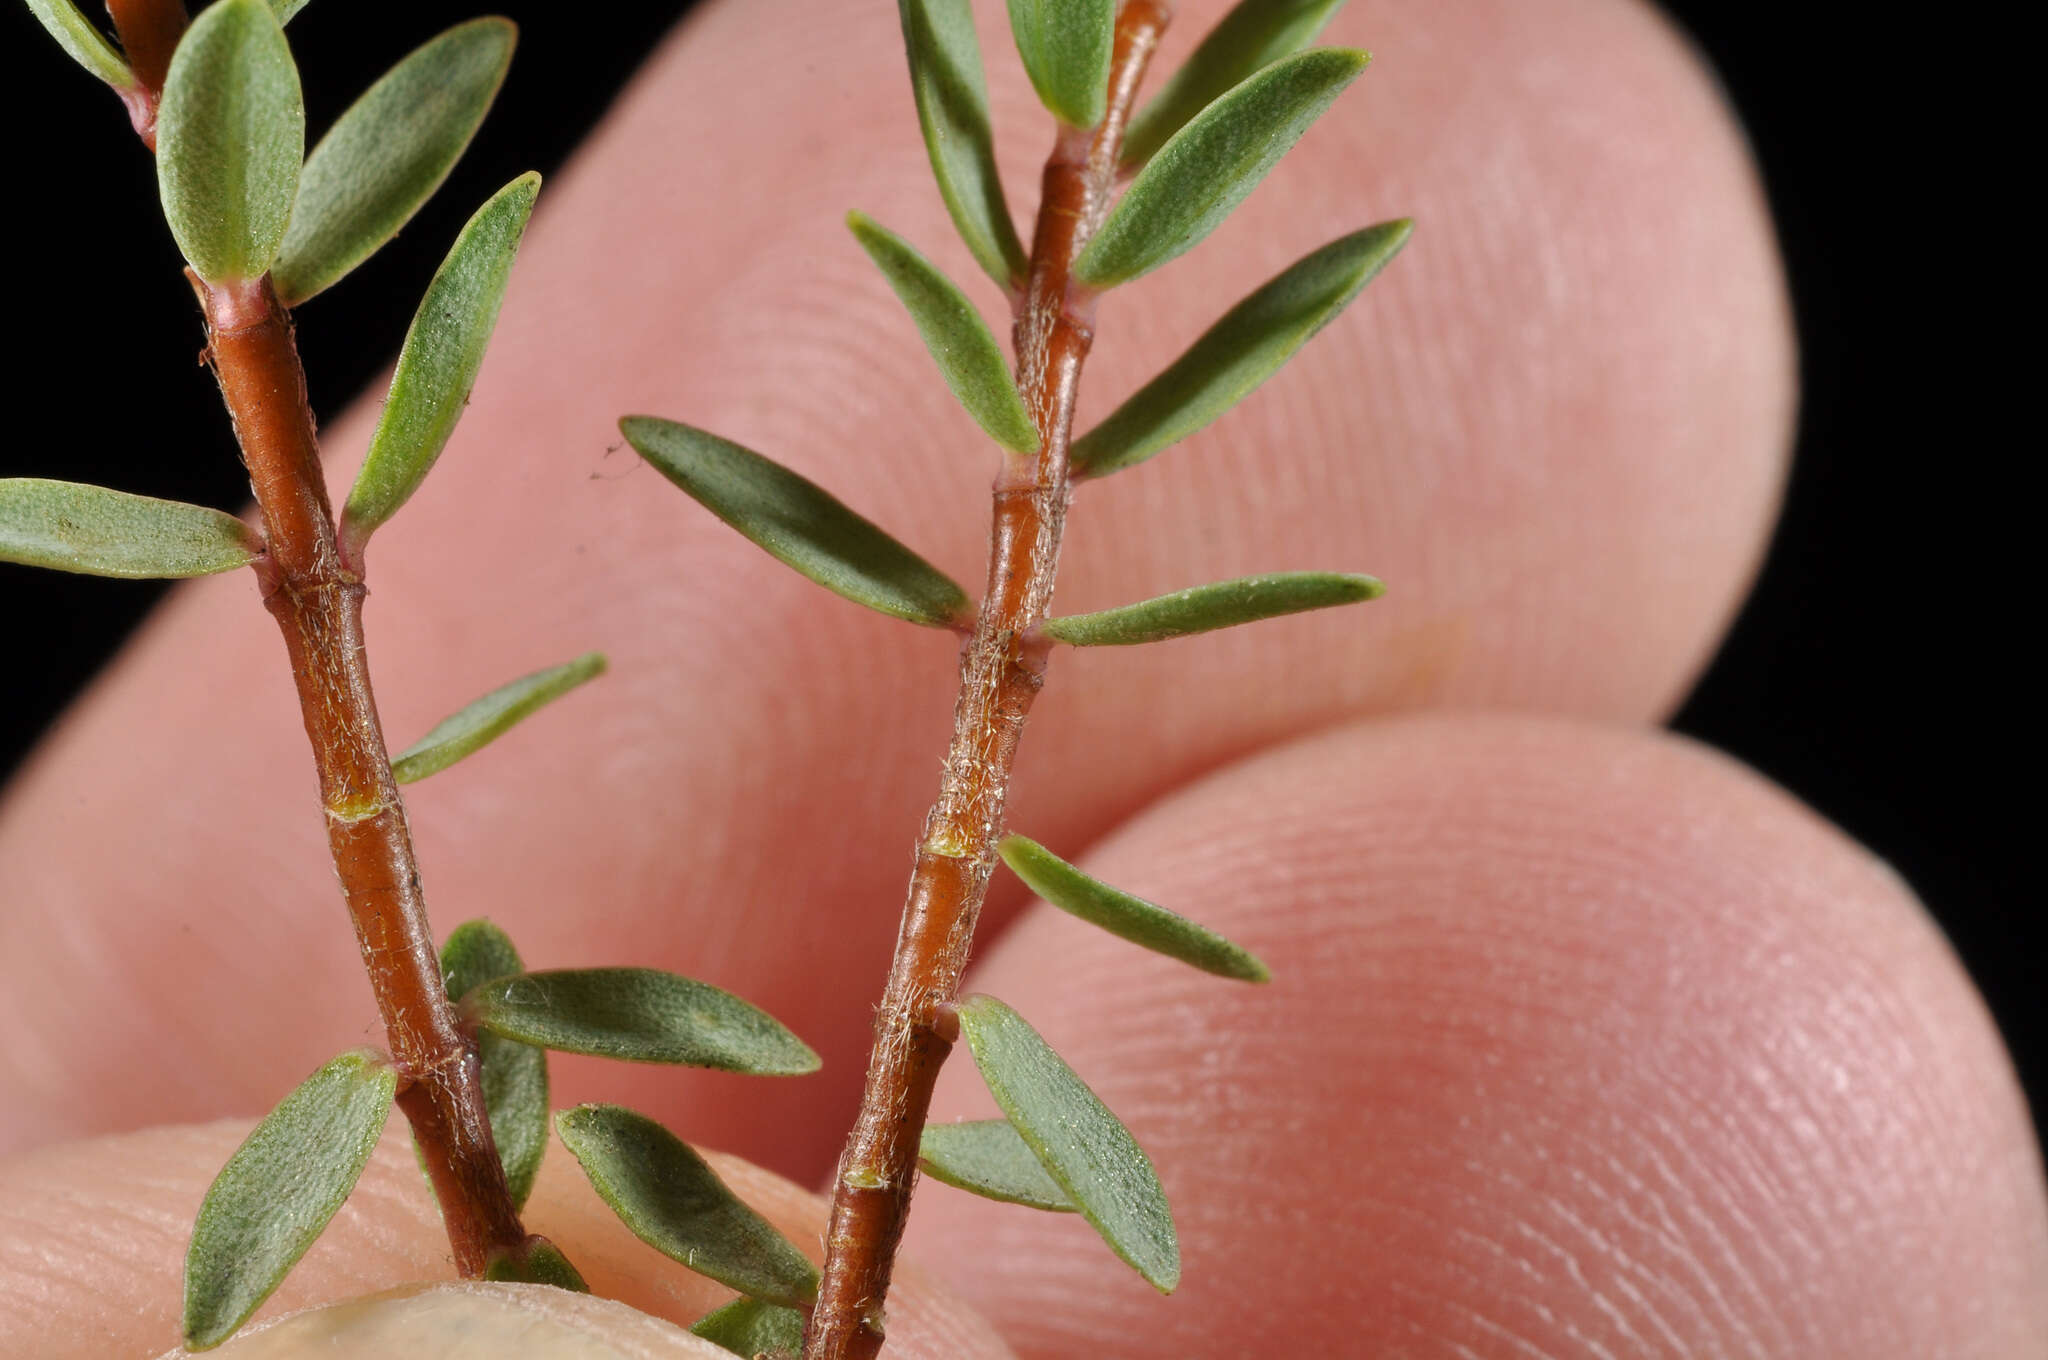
(1340, 572), (1386, 601)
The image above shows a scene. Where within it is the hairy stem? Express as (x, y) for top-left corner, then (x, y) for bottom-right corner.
(806, 6), (1171, 1356)
(197, 274), (527, 1276)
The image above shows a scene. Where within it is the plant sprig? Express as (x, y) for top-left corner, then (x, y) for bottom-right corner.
(15, 0), (818, 1348)
(622, 0), (1407, 1354)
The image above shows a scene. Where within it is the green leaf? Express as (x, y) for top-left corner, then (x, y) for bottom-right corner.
(1074, 47), (1367, 290)
(1071, 221), (1409, 476)
(956, 996), (1178, 1291)
(556, 1105), (819, 1309)
(920, 1119), (1077, 1211)
(341, 173), (540, 550)
(1042, 571), (1381, 647)
(847, 213), (1038, 454)
(23, 0), (134, 88)
(271, 0), (313, 21)
(621, 416), (973, 629)
(272, 17), (517, 305)
(156, 0), (304, 284)
(691, 1298), (806, 1358)
(463, 968), (820, 1075)
(483, 1236), (588, 1291)
(182, 1050), (397, 1350)
(998, 834), (1269, 980)
(896, 0), (1028, 288)
(0, 478), (259, 579)
(1005, 0), (1115, 128)
(392, 652), (606, 785)
(439, 920), (549, 1209)
(1121, 0), (1346, 169)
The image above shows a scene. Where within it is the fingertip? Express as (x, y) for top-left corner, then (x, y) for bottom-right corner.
(909, 714), (2048, 1357)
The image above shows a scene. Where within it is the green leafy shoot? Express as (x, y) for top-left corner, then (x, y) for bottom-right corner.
(956, 996), (1179, 1290)
(182, 1050), (397, 1350)
(439, 920), (549, 1209)
(556, 1105), (820, 1309)
(896, 0), (1029, 288)
(1005, 0), (1115, 128)
(998, 834), (1269, 980)
(391, 652), (606, 785)
(621, 416), (974, 628)
(0, 479), (259, 579)
(271, 0), (313, 22)
(1074, 47), (1368, 289)
(462, 968), (820, 1075)
(341, 173), (541, 552)
(692, 1297), (806, 1358)
(847, 213), (1039, 454)
(24, 0), (134, 89)
(920, 1119), (1078, 1211)
(1042, 572), (1381, 648)
(1121, 0), (1347, 169)
(483, 1237), (588, 1291)
(272, 17), (517, 305)
(1071, 220), (1411, 477)
(155, 0), (304, 285)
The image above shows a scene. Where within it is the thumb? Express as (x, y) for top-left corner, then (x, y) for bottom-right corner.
(0, 1122), (1011, 1359)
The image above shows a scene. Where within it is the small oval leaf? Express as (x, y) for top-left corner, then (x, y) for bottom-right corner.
(621, 416), (973, 628)
(24, 0), (134, 88)
(691, 1297), (806, 1357)
(393, 652), (606, 785)
(1121, 0), (1346, 169)
(848, 213), (1038, 454)
(1074, 47), (1368, 290)
(272, 17), (517, 305)
(439, 920), (548, 1209)
(998, 834), (1269, 980)
(955, 995), (1179, 1291)
(1, 478), (259, 579)
(182, 1050), (397, 1350)
(483, 1235), (588, 1291)
(156, 0), (304, 284)
(1071, 221), (1409, 476)
(556, 1105), (820, 1309)
(896, 0), (1028, 287)
(921, 1119), (1078, 1211)
(1042, 571), (1381, 648)
(341, 173), (540, 551)
(1005, 0), (1115, 128)
(464, 968), (820, 1075)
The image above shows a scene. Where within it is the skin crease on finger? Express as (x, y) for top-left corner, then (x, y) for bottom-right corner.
(0, 1124), (1013, 1360)
(0, 0), (1791, 1189)
(905, 715), (2048, 1359)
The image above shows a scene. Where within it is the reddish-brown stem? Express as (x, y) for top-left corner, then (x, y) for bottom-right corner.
(805, 6), (1171, 1357)
(104, 0), (187, 147)
(196, 274), (527, 1276)
(86, 8), (529, 1275)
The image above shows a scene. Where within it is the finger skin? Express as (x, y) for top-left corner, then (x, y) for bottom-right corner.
(0, 0), (1791, 1175)
(0, 1123), (1011, 1360)
(907, 715), (2048, 1358)
(160, 1284), (741, 1360)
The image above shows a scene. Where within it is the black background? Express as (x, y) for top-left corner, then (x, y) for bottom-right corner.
(3, 3), (2036, 1140)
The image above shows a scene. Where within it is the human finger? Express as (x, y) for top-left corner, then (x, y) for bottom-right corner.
(0, 0), (1792, 1174)
(907, 715), (2048, 1356)
(0, 1121), (1009, 1359)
